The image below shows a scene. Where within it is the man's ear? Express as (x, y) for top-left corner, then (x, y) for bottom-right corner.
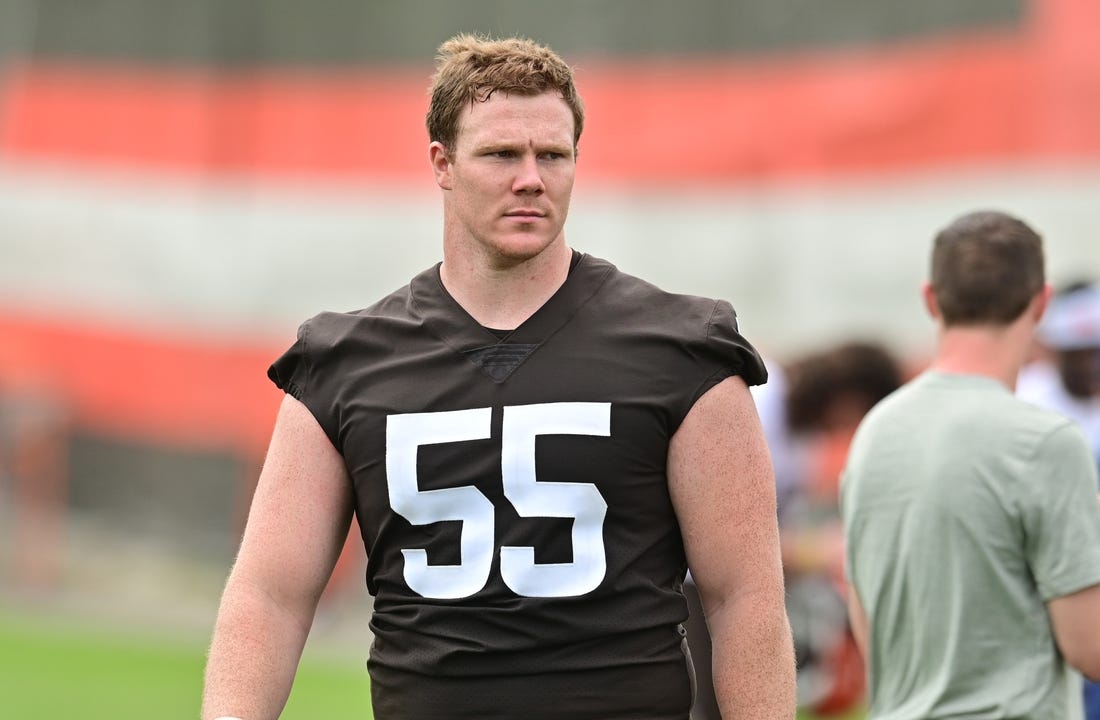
(921, 282), (940, 320)
(1030, 283), (1053, 324)
(429, 142), (453, 190)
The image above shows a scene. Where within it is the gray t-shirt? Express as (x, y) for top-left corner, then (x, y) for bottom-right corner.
(841, 371), (1100, 720)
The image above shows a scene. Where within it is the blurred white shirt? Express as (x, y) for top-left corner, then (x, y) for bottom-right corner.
(1017, 360), (1100, 479)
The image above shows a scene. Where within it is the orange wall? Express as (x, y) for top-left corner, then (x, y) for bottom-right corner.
(0, 314), (281, 453)
(1, 0), (1098, 186)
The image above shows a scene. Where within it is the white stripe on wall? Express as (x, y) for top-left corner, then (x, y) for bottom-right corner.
(2, 160), (1098, 358)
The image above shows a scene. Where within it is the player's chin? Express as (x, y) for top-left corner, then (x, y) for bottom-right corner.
(491, 232), (560, 261)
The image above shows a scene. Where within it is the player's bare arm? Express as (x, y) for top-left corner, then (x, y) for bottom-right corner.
(669, 375), (796, 718)
(202, 395), (354, 720)
(1048, 582), (1100, 681)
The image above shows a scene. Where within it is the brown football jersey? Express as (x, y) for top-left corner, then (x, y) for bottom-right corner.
(269, 252), (767, 719)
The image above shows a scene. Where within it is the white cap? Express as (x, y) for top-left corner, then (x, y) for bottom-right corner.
(1039, 284), (1100, 350)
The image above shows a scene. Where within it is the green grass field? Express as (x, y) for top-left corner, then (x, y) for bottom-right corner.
(1, 611), (861, 719)
(0, 612), (373, 720)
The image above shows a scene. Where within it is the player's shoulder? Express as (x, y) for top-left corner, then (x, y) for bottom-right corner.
(296, 268), (432, 346)
(583, 253), (731, 325)
(579, 253), (765, 384)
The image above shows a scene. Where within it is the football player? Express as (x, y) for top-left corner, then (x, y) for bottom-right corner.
(202, 34), (795, 720)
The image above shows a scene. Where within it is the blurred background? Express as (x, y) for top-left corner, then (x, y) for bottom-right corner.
(1, 0), (1098, 717)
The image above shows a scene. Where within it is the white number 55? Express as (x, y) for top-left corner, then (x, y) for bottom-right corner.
(386, 402), (610, 600)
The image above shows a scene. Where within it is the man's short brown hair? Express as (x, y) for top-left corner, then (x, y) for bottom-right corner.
(930, 210), (1045, 326)
(426, 34), (585, 155)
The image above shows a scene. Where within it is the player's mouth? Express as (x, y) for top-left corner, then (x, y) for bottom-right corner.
(504, 209), (545, 219)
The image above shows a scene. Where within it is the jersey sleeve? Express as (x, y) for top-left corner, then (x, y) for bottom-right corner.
(1021, 421), (1100, 600)
(266, 313), (343, 450)
(690, 298), (768, 403)
(267, 321), (309, 401)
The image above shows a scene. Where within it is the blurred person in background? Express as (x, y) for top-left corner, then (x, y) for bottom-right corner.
(781, 340), (902, 717)
(686, 342), (901, 719)
(1017, 279), (1100, 719)
(201, 33), (795, 720)
(842, 210), (1100, 719)
(1017, 280), (1100, 471)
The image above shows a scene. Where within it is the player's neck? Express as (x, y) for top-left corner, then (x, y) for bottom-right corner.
(930, 321), (1033, 391)
(440, 239), (573, 331)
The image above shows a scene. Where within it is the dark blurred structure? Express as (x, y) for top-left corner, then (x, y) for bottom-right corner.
(0, 319), (274, 588)
(0, 1), (1025, 66)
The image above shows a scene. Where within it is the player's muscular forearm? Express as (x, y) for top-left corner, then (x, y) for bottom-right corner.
(708, 590), (796, 719)
(201, 579), (313, 720)
(203, 396), (353, 720)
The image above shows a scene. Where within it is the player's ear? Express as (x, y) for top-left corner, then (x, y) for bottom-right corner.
(429, 142), (454, 190)
(921, 282), (940, 320)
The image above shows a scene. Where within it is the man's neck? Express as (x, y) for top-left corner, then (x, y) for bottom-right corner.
(930, 321), (1034, 391)
(439, 239), (573, 331)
